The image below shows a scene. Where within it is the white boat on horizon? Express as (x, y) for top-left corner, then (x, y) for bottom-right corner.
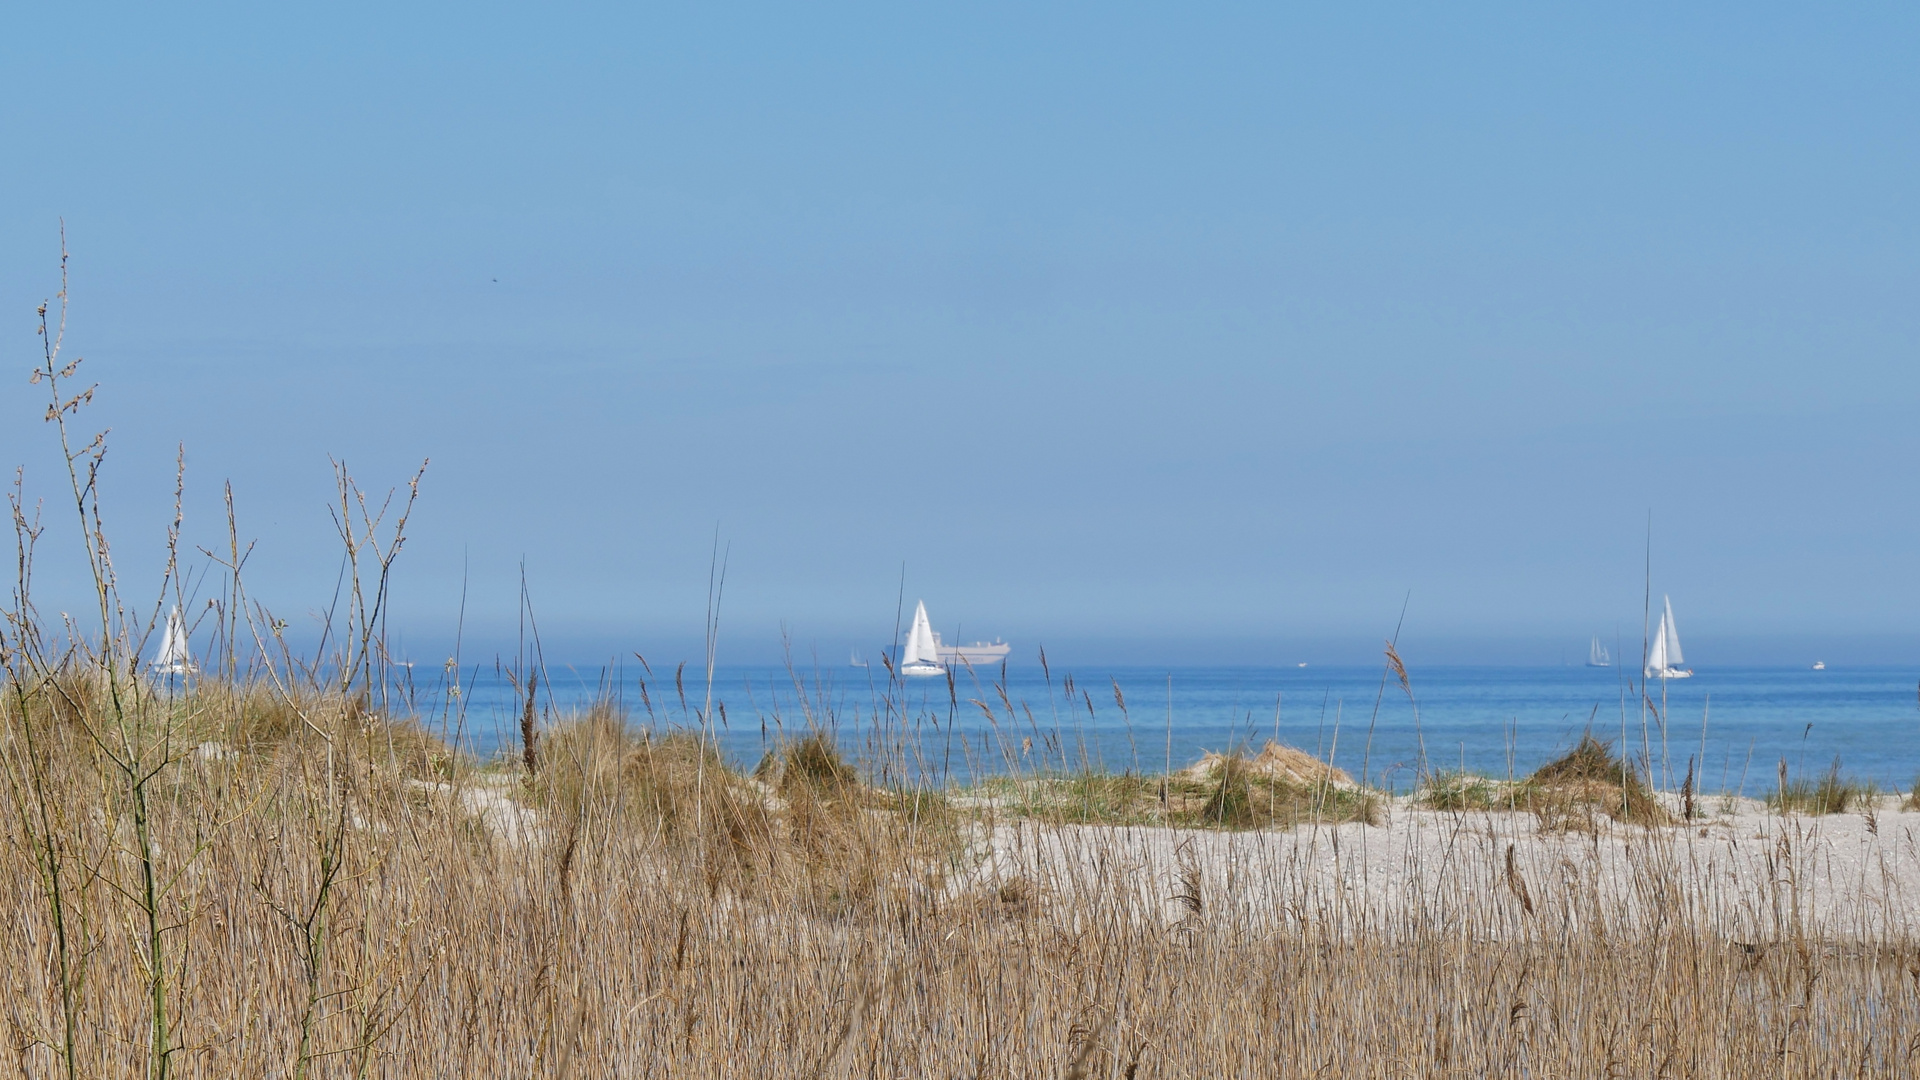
(900, 601), (945, 677)
(1644, 595), (1693, 680)
(1813, 660), (1826, 671)
(151, 606), (196, 677)
(1586, 636), (1611, 668)
(896, 601), (1010, 674)
(849, 649), (868, 668)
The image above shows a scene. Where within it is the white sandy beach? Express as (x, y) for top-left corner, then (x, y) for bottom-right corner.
(970, 797), (1920, 941)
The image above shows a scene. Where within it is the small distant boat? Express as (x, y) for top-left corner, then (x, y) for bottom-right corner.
(151, 606), (196, 676)
(1644, 595), (1693, 679)
(849, 649), (868, 669)
(1586, 636), (1611, 668)
(1812, 660), (1826, 671)
(900, 601), (945, 677)
(1297, 662), (1308, 668)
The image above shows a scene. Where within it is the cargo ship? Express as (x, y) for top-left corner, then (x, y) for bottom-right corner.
(933, 629), (1011, 668)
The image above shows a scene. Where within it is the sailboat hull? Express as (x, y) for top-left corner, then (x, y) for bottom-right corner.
(1646, 667), (1693, 679)
(901, 663), (945, 677)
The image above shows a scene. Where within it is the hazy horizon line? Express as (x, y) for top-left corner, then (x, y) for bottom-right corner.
(367, 629), (1920, 671)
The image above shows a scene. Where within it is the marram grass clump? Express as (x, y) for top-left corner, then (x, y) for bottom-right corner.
(986, 743), (1379, 829)
(1523, 734), (1671, 828)
(1771, 757), (1878, 816)
(1190, 748), (1381, 829)
(757, 730), (858, 794)
(1414, 735), (1671, 828)
(1419, 771), (1506, 812)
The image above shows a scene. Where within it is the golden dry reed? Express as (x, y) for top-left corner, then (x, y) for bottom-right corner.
(1, 679), (1917, 1078)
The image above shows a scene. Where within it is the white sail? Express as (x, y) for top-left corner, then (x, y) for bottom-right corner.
(905, 604), (939, 664)
(901, 601), (943, 674)
(1644, 596), (1693, 678)
(1588, 636), (1610, 666)
(1662, 595), (1684, 666)
(153, 606), (194, 675)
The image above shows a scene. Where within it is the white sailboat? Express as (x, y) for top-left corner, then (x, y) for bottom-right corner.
(152, 605), (196, 676)
(899, 601), (945, 677)
(1644, 595), (1692, 679)
(1586, 636), (1611, 668)
(849, 649), (868, 669)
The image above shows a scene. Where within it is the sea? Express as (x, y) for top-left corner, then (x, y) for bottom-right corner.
(414, 662), (1920, 795)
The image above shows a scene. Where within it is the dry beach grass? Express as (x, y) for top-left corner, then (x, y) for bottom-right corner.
(4, 677), (1920, 1077)
(4, 283), (1919, 1076)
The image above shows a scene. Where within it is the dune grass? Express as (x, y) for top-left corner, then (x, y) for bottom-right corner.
(4, 671), (1918, 1076)
(970, 749), (1380, 831)
(1419, 770), (1507, 812)
(1417, 735), (1672, 829)
(1771, 756), (1880, 816)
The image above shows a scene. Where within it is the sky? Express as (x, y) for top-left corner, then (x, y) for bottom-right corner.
(1, 3), (1917, 666)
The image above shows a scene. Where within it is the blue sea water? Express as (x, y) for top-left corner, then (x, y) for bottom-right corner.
(416, 662), (1920, 795)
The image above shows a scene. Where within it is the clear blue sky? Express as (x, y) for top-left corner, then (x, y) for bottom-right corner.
(2, 4), (1916, 665)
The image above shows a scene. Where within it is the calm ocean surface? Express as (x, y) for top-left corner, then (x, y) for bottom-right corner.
(420, 663), (1920, 794)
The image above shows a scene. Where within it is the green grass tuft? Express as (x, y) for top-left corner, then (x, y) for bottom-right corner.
(1771, 758), (1877, 816)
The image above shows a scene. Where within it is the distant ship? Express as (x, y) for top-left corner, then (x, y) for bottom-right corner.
(898, 600), (1009, 676)
(1812, 660), (1826, 671)
(933, 628), (1010, 668)
(1586, 636), (1611, 668)
(1644, 595), (1693, 679)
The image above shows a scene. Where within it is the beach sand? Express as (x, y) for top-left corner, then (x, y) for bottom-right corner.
(969, 796), (1920, 941)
